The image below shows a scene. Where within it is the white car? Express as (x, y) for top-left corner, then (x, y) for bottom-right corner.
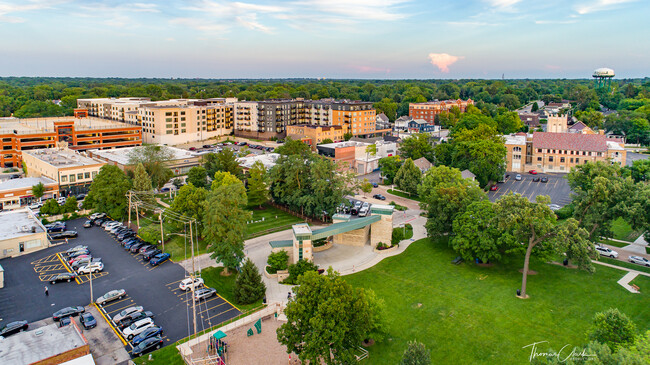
(548, 204), (562, 211)
(595, 246), (618, 258)
(28, 202), (43, 210)
(78, 262), (104, 274)
(122, 318), (154, 340)
(515, 174), (522, 181)
(629, 256), (650, 267)
(179, 277), (205, 291)
(57, 197), (67, 204)
(358, 206), (370, 217)
(113, 306), (144, 324)
(104, 222), (121, 231)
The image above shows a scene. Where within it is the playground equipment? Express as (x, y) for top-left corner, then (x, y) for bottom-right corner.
(208, 330), (228, 364)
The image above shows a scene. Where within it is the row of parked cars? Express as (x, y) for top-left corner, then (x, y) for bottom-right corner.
(52, 306), (97, 330)
(65, 244), (104, 275)
(339, 200), (372, 217)
(44, 221), (78, 239)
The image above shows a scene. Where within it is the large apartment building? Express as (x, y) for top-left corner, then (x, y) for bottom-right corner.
(409, 99), (474, 123)
(0, 116), (142, 168)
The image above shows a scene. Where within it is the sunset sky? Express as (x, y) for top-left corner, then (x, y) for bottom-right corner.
(0, 0), (647, 78)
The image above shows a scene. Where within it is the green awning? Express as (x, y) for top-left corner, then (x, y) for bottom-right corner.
(213, 330), (227, 340)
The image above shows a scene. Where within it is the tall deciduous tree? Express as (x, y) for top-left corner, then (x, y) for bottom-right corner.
(127, 145), (174, 189)
(451, 200), (504, 263)
(246, 161), (269, 207)
(203, 181), (251, 274)
(495, 194), (594, 298)
(186, 166), (208, 188)
(170, 183), (208, 224)
(277, 270), (385, 365)
(399, 133), (435, 163)
(275, 136), (311, 157)
(211, 171), (241, 190)
(378, 156), (403, 184)
(360, 178), (373, 197)
(234, 258), (266, 304)
(203, 148), (243, 180)
(84, 165), (132, 219)
(418, 165), (486, 237)
(587, 308), (637, 352)
(394, 158), (422, 195)
(32, 182), (45, 200)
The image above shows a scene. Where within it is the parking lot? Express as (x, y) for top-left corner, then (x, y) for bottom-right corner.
(487, 172), (573, 206)
(0, 218), (241, 356)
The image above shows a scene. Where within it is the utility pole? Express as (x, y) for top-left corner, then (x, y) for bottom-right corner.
(189, 220), (197, 338)
(159, 212), (164, 251)
(135, 201), (140, 229)
(89, 269), (93, 305)
(127, 191), (132, 227)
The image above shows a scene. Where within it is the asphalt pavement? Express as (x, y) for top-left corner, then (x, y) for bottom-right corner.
(487, 172), (573, 206)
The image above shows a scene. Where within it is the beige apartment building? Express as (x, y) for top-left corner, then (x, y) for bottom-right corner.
(0, 208), (49, 258)
(22, 145), (106, 195)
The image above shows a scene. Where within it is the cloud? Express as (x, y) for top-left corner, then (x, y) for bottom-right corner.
(428, 53), (463, 73)
(442, 20), (501, 26)
(575, 0), (637, 15)
(352, 65), (391, 74)
(0, 0), (62, 23)
(75, 2), (160, 28)
(482, 0), (521, 11)
(534, 19), (577, 24)
(292, 0), (411, 21)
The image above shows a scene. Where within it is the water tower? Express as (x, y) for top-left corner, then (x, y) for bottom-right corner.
(593, 68), (615, 90)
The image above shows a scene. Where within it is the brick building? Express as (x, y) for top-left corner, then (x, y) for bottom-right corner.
(408, 99), (474, 123)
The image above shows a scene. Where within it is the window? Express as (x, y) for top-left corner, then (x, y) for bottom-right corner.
(77, 173), (83, 180)
(181, 117), (186, 121)
(549, 156), (554, 162)
(165, 112), (172, 116)
(181, 123), (186, 127)
(69, 174), (76, 182)
(61, 175), (68, 182)
(537, 157), (542, 161)
(537, 148), (542, 153)
(84, 172), (90, 179)
(181, 129), (186, 133)
(576, 158), (580, 163)
(166, 130), (173, 134)
(513, 147), (522, 152)
(560, 157), (565, 163)
(166, 118), (172, 123)
(570, 158), (574, 163)
(92, 171), (97, 178)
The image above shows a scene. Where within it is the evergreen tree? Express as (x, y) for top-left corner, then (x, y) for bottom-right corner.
(234, 258), (266, 304)
(247, 161), (268, 207)
(133, 163), (153, 192)
(394, 158), (422, 195)
(401, 341), (431, 365)
(187, 166), (208, 188)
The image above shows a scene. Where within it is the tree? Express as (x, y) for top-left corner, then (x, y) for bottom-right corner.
(275, 137), (311, 157)
(138, 225), (163, 245)
(625, 159), (650, 182)
(320, 138), (333, 144)
(211, 171), (241, 190)
(170, 183), (209, 223)
(246, 161), (269, 207)
(399, 133), (435, 163)
(495, 112), (523, 134)
(343, 132), (353, 141)
(378, 156), (403, 184)
(450, 125), (507, 187)
(203, 148), (243, 180)
(451, 200), (504, 263)
(401, 341), (431, 365)
(32, 182), (45, 201)
(84, 165), (132, 219)
(418, 165), (486, 237)
(277, 270), (384, 365)
(587, 308), (637, 352)
(495, 194), (594, 298)
(234, 258), (266, 304)
(394, 158), (422, 195)
(374, 98), (398, 121)
(267, 250), (289, 273)
(360, 178), (373, 197)
(531, 102), (539, 112)
(172, 178), (183, 189)
(186, 166), (208, 188)
(40, 198), (60, 215)
(62, 196), (78, 213)
(365, 143), (377, 162)
(203, 182), (251, 274)
(127, 145), (174, 189)
(133, 163), (152, 191)
(575, 110), (605, 129)
(284, 259), (319, 285)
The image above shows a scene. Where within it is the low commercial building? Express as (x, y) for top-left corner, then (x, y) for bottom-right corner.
(286, 124), (345, 147)
(0, 208), (49, 258)
(0, 116), (142, 168)
(317, 140), (397, 174)
(237, 153), (280, 172)
(0, 322), (91, 364)
(0, 176), (58, 210)
(23, 146), (106, 196)
(409, 99), (474, 123)
(88, 145), (200, 175)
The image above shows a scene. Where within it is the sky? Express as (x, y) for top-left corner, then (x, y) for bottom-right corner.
(0, 0), (648, 79)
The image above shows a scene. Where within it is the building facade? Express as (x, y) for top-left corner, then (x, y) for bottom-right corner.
(0, 208), (49, 258)
(409, 99), (474, 123)
(0, 177), (58, 210)
(0, 116), (142, 168)
(286, 125), (345, 146)
(88, 145), (200, 175)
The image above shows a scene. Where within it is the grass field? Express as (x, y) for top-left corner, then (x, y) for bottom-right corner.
(386, 189), (422, 202)
(598, 239), (629, 248)
(599, 256), (650, 275)
(245, 204), (304, 237)
(345, 238), (650, 364)
(610, 217), (644, 242)
(200, 266), (264, 312)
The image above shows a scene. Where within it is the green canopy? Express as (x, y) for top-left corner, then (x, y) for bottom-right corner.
(213, 330), (227, 340)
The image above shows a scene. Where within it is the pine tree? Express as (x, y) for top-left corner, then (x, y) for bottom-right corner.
(247, 161), (268, 207)
(234, 258), (266, 304)
(401, 341), (431, 365)
(133, 163), (154, 204)
(394, 158), (422, 195)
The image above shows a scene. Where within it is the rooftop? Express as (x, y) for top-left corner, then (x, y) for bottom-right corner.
(0, 117), (140, 135)
(89, 145), (197, 165)
(461, 169), (476, 180)
(318, 141), (370, 149)
(237, 153), (280, 170)
(290, 124), (343, 131)
(532, 132), (608, 152)
(0, 209), (45, 240)
(0, 323), (88, 365)
(504, 134), (527, 145)
(410, 99), (473, 106)
(0, 176), (57, 192)
(23, 147), (104, 168)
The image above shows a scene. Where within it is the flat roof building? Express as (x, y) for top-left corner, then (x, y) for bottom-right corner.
(0, 208), (49, 258)
(88, 145), (200, 175)
(409, 99), (474, 123)
(237, 153), (280, 171)
(0, 176), (58, 210)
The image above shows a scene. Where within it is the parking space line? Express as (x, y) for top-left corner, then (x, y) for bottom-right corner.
(197, 301), (230, 315)
(166, 279), (185, 286)
(31, 253), (60, 265)
(94, 302), (128, 346)
(76, 272), (109, 284)
(34, 264), (65, 273)
(105, 301), (137, 315)
(215, 293), (241, 312)
(206, 307), (238, 321)
(101, 297), (131, 308)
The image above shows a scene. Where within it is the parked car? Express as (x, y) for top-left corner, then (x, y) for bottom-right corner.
(79, 312), (97, 329)
(194, 287), (217, 302)
(52, 306), (85, 321)
(46, 224), (66, 233)
(67, 248), (89, 258)
(116, 311), (155, 330)
(94, 218), (106, 226)
(532, 176), (540, 182)
(179, 277), (205, 291)
(51, 231), (78, 239)
(372, 194), (386, 200)
(203, 144), (212, 149)
(540, 177), (548, 183)
(77, 262), (104, 274)
(124, 240), (143, 250)
(118, 230), (136, 241)
(89, 212), (106, 221)
(96, 289), (126, 306)
(75, 193), (86, 201)
(28, 202), (43, 210)
(131, 335), (164, 358)
(129, 242), (147, 253)
(0, 320), (28, 338)
(71, 258), (101, 270)
(149, 253), (171, 266)
(189, 147), (197, 151)
(143, 249), (162, 261)
(351, 201), (362, 215)
(123, 318), (155, 340)
(529, 170), (538, 175)
(160, 187), (170, 193)
(548, 204), (562, 211)
(122, 237), (139, 247)
(66, 245), (88, 255)
(490, 184), (499, 191)
(515, 174), (522, 181)
(59, 316), (72, 327)
(595, 245), (619, 258)
(113, 306), (144, 324)
(371, 182), (379, 188)
(69, 254), (92, 265)
(138, 245), (155, 255)
(131, 326), (163, 346)
(629, 256), (650, 267)
(83, 220), (93, 228)
(50, 272), (78, 284)
(358, 206), (370, 217)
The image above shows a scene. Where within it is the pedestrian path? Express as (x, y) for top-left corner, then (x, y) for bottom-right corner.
(592, 260), (650, 278)
(617, 272), (640, 293)
(156, 197), (170, 208)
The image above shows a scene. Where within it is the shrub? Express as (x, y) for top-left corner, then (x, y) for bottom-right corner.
(401, 341), (431, 365)
(587, 308), (637, 351)
(267, 250), (289, 274)
(376, 242), (388, 250)
(392, 227), (404, 245)
(40, 199), (60, 215)
(555, 204), (574, 220)
(234, 258), (266, 304)
(62, 196), (78, 213)
(283, 259), (319, 285)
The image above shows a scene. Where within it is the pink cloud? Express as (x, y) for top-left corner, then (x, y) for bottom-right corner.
(428, 53), (464, 73)
(353, 65), (391, 74)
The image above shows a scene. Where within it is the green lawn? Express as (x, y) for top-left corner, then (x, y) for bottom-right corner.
(599, 256), (650, 275)
(344, 238), (650, 365)
(201, 266), (264, 312)
(389, 201), (407, 211)
(386, 189), (422, 202)
(133, 345), (184, 365)
(598, 239), (629, 248)
(245, 204), (304, 237)
(610, 217), (644, 242)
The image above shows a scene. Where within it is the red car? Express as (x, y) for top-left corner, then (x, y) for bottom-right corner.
(529, 170), (537, 175)
(69, 255), (91, 265)
(490, 185), (499, 191)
